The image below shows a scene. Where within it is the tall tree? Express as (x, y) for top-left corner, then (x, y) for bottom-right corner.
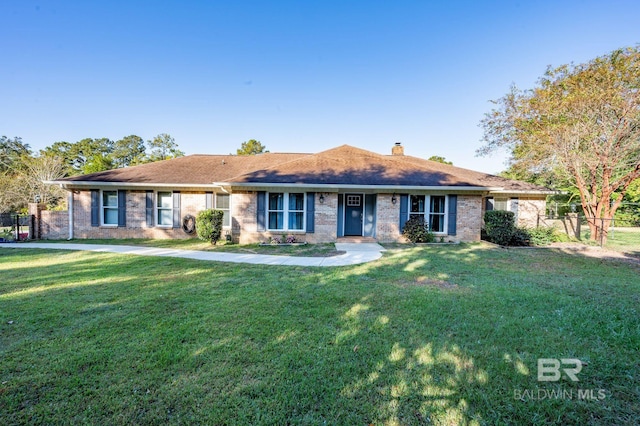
(236, 139), (268, 155)
(73, 138), (114, 174)
(112, 135), (146, 168)
(478, 47), (640, 242)
(42, 138), (114, 175)
(19, 154), (67, 207)
(0, 136), (31, 173)
(147, 133), (184, 162)
(41, 141), (75, 175)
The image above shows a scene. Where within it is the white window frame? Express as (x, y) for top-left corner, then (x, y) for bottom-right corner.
(156, 191), (173, 227)
(428, 195), (447, 234)
(101, 190), (118, 226)
(214, 193), (231, 228)
(408, 194), (448, 234)
(494, 197), (509, 211)
(266, 192), (306, 232)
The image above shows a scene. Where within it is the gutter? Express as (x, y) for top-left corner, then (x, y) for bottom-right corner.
(213, 182), (503, 192)
(488, 189), (559, 195)
(45, 181), (222, 190)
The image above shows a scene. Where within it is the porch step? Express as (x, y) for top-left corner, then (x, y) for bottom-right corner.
(336, 237), (377, 243)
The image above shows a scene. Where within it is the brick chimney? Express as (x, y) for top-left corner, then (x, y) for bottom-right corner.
(392, 142), (404, 156)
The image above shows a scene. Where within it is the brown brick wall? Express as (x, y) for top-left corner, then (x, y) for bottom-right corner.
(376, 193), (403, 242)
(307, 193), (338, 243)
(517, 198), (547, 228)
(71, 190), (206, 240)
(40, 210), (69, 240)
(41, 190), (492, 243)
(456, 195), (482, 242)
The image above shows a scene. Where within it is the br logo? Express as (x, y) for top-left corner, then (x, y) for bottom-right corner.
(537, 358), (582, 382)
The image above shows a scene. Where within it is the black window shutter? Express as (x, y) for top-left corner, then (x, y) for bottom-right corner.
(337, 194), (344, 237)
(256, 191), (266, 231)
(146, 191), (154, 227)
(117, 190), (126, 227)
(510, 197), (519, 218)
(485, 197), (494, 211)
(172, 192), (181, 228)
(447, 195), (457, 235)
(206, 192), (213, 209)
(399, 194), (409, 232)
(306, 192), (315, 233)
(91, 190), (100, 227)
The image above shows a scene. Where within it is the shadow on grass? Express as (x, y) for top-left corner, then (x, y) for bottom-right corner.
(1, 245), (639, 424)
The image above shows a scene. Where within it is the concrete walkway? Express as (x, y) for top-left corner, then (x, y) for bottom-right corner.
(0, 242), (386, 267)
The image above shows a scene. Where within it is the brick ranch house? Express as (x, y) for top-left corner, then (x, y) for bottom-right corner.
(42, 144), (552, 243)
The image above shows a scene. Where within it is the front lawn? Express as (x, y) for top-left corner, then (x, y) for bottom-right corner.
(1, 244), (638, 425)
(36, 238), (344, 257)
(605, 227), (640, 256)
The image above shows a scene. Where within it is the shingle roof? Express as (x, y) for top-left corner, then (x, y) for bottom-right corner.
(223, 145), (549, 191)
(56, 145), (550, 193)
(60, 153), (308, 185)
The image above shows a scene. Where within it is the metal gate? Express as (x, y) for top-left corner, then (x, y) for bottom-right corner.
(0, 213), (33, 242)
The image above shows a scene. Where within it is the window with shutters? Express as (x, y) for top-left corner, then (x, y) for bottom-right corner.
(267, 192), (306, 231)
(407, 194), (447, 233)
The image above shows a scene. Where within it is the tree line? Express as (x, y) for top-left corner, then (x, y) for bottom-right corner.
(0, 133), (184, 213)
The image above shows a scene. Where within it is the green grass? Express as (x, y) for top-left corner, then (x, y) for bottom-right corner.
(38, 238), (344, 257)
(1, 244), (639, 425)
(605, 227), (640, 256)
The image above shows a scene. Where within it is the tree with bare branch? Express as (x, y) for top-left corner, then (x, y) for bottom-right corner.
(478, 47), (640, 243)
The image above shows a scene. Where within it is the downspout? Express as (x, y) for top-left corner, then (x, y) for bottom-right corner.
(68, 190), (74, 240)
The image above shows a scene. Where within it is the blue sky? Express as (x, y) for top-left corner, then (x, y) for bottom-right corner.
(2, 0), (639, 173)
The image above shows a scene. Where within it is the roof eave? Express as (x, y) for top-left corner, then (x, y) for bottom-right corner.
(45, 180), (222, 190)
(488, 189), (559, 195)
(215, 182), (503, 192)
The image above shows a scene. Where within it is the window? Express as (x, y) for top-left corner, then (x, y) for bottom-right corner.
(346, 195), (361, 207)
(408, 195), (446, 233)
(410, 195), (425, 220)
(288, 193), (304, 230)
(429, 196), (446, 233)
(268, 193), (284, 230)
(157, 192), (173, 226)
(494, 198), (508, 211)
(215, 193), (230, 227)
(102, 190), (118, 225)
(267, 192), (305, 231)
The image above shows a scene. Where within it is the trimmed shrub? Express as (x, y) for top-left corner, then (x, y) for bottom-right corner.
(196, 209), (225, 244)
(524, 226), (559, 246)
(510, 227), (531, 246)
(402, 216), (435, 243)
(483, 210), (516, 246)
(484, 210), (559, 246)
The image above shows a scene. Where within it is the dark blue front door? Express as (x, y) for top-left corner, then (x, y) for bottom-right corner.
(344, 194), (363, 236)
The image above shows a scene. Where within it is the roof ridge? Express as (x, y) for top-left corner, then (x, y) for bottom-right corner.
(217, 145), (381, 183)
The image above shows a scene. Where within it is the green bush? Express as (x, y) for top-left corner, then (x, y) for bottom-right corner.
(402, 216), (435, 243)
(484, 210), (559, 246)
(524, 226), (559, 246)
(509, 227), (531, 246)
(483, 210), (516, 246)
(196, 209), (225, 245)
